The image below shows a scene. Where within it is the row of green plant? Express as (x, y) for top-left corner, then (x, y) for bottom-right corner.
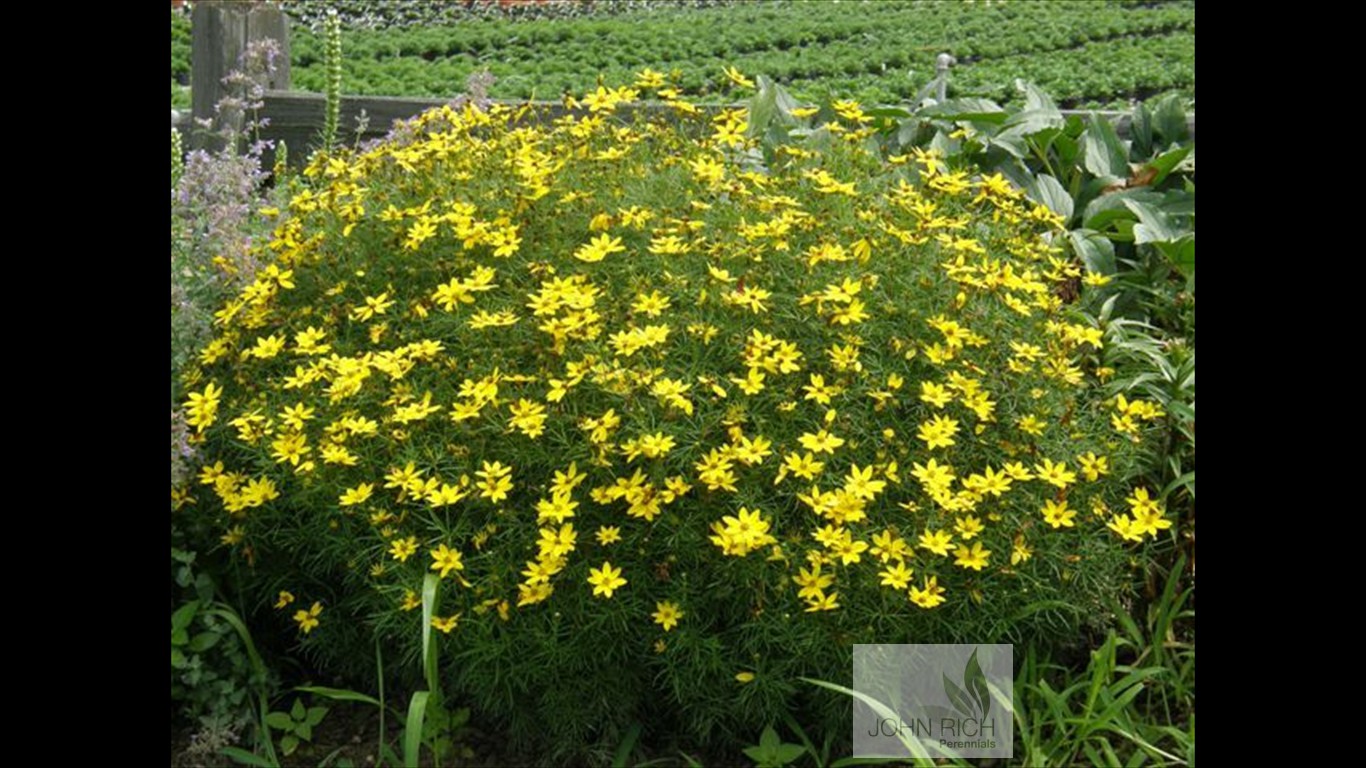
(283, 0), (747, 31)
(172, 1), (1194, 111)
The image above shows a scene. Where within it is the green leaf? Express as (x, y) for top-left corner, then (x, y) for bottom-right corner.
(760, 725), (780, 751)
(188, 631), (221, 653)
(1083, 114), (1129, 182)
(999, 111), (1063, 143)
(921, 98), (1005, 123)
(611, 722), (642, 768)
(1129, 102), (1153, 158)
(172, 628), (189, 647)
(171, 648), (187, 668)
(294, 686), (382, 708)
(291, 698), (306, 721)
(801, 678), (940, 764)
(265, 712), (294, 731)
(172, 600), (200, 633)
(306, 706), (329, 727)
(421, 573), (439, 692)
(1124, 200), (1181, 244)
(742, 745), (768, 765)
(1068, 229), (1117, 275)
(1017, 79), (1061, 115)
(1153, 95), (1189, 144)
(773, 743), (808, 765)
(1082, 188), (1161, 230)
(220, 746), (276, 767)
(1156, 236), (1195, 276)
(1142, 145), (1192, 187)
(1026, 174), (1073, 222)
(281, 734), (299, 757)
(404, 691), (430, 768)
(297, 722), (313, 742)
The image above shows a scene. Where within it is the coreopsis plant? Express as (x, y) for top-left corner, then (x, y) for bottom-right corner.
(179, 74), (1170, 750)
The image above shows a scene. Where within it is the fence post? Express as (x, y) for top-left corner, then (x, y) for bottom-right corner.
(191, 1), (292, 148)
(935, 53), (955, 102)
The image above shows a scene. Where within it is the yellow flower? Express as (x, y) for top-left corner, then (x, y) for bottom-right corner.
(596, 525), (622, 546)
(274, 591), (295, 609)
(430, 544), (465, 579)
(431, 613), (462, 634)
(953, 542), (991, 571)
(389, 536), (419, 562)
(339, 483), (374, 507)
(1042, 499), (1077, 528)
(588, 561), (627, 598)
(293, 601), (323, 634)
(735, 671), (756, 683)
(652, 601), (684, 631)
(909, 576), (946, 609)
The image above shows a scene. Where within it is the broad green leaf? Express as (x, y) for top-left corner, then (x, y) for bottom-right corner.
(989, 132), (1029, 160)
(1068, 229), (1117, 275)
(281, 734), (299, 756)
(999, 111), (1064, 142)
(1129, 102), (1153, 158)
(1082, 188), (1161, 230)
(291, 698), (306, 720)
(921, 98), (1006, 123)
(865, 107), (912, 120)
(1153, 95), (1189, 143)
(741, 745), (767, 764)
(172, 648), (187, 668)
(1157, 236), (1195, 276)
(1124, 200), (1181, 243)
(1016, 79), (1061, 116)
(1026, 174), (1073, 221)
(265, 712), (294, 730)
(1143, 145), (1192, 187)
(421, 573), (439, 692)
(1083, 114), (1129, 182)
(773, 743), (808, 764)
(188, 631), (221, 653)
(306, 706), (328, 727)
(172, 600), (200, 633)
(760, 725), (780, 750)
(297, 722), (313, 742)
(1054, 133), (1079, 166)
(404, 691), (430, 768)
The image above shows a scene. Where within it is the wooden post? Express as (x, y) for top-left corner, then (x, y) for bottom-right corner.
(191, 1), (291, 149)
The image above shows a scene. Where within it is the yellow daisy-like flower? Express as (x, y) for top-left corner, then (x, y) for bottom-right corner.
(431, 613), (462, 634)
(588, 561), (627, 598)
(652, 601), (684, 632)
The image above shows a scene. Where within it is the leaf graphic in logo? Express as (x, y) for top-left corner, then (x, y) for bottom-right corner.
(942, 672), (977, 719)
(964, 648), (991, 720)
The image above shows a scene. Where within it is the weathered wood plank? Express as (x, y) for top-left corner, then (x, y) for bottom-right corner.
(191, 1), (291, 151)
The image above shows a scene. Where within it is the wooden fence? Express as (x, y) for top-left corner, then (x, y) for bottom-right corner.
(176, 1), (1194, 155)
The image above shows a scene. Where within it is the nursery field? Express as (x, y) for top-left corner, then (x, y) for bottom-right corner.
(171, 0), (1195, 110)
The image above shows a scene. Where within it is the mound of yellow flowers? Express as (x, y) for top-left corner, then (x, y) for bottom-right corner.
(179, 79), (1168, 748)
